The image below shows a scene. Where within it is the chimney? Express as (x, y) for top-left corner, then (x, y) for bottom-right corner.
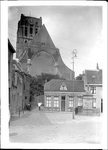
(96, 63), (99, 71)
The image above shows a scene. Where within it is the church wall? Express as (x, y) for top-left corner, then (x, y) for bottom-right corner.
(16, 14), (74, 80)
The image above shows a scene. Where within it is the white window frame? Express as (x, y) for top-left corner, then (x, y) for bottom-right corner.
(78, 97), (83, 106)
(91, 87), (96, 94)
(92, 98), (96, 108)
(46, 96), (51, 107)
(69, 96), (73, 107)
(54, 96), (59, 107)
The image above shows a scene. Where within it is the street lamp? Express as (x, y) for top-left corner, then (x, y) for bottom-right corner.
(71, 49), (77, 119)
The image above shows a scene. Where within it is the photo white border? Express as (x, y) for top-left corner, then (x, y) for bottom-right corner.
(1, 1), (107, 149)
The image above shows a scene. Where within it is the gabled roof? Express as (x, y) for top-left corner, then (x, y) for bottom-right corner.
(29, 24), (55, 48)
(84, 70), (102, 84)
(44, 79), (85, 92)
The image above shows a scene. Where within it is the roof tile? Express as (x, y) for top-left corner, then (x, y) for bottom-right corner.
(44, 79), (85, 92)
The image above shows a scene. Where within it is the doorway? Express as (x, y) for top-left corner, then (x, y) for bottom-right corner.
(61, 96), (65, 111)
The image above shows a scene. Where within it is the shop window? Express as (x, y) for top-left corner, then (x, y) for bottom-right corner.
(69, 96), (73, 107)
(78, 97), (83, 106)
(92, 98), (96, 108)
(54, 96), (59, 107)
(83, 99), (92, 108)
(91, 87), (96, 94)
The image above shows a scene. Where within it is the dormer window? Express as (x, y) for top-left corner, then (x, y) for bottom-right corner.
(60, 82), (67, 90)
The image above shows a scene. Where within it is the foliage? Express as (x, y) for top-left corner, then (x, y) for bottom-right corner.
(30, 73), (65, 101)
(76, 74), (83, 80)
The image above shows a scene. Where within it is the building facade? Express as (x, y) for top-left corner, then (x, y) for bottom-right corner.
(16, 14), (74, 80)
(10, 59), (31, 116)
(44, 79), (85, 112)
(82, 69), (103, 114)
(11, 60), (24, 115)
(8, 39), (16, 109)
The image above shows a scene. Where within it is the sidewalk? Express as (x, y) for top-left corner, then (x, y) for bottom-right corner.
(10, 109), (30, 122)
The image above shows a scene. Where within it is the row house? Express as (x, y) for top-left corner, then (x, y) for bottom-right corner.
(82, 69), (103, 114)
(10, 59), (31, 116)
(8, 40), (15, 107)
(44, 67), (102, 115)
(44, 79), (85, 112)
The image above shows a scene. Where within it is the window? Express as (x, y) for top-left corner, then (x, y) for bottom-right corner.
(36, 22), (38, 25)
(25, 26), (27, 37)
(92, 98), (96, 108)
(91, 87), (96, 94)
(54, 96), (59, 107)
(69, 96), (73, 107)
(78, 97), (83, 106)
(35, 28), (38, 34)
(30, 25), (33, 36)
(46, 96), (51, 107)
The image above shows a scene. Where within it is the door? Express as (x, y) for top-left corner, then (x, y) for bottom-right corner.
(61, 96), (65, 111)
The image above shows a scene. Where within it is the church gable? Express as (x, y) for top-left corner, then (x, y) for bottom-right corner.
(19, 50), (28, 64)
(29, 24), (55, 49)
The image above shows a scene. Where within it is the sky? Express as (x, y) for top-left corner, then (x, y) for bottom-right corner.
(8, 5), (103, 77)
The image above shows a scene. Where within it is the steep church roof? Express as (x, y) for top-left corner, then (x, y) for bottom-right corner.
(29, 24), (55, 49)
(16, 14), (74, 80)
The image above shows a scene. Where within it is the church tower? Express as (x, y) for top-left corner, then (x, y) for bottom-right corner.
(16, 14), (42, 58)
(16, 14), (74, 80)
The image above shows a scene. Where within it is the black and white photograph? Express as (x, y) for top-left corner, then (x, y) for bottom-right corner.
(0, 1), (107, 149)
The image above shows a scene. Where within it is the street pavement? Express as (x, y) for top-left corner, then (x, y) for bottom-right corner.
(9, 107), (103, 144)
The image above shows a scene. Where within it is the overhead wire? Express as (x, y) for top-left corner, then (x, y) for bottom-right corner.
(8, 26), (102, 68)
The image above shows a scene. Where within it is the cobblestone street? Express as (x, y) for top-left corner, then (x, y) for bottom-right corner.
(9, 108), (103, 144)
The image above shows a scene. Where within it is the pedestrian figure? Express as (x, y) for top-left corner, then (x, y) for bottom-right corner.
(38, 102), (42, 110)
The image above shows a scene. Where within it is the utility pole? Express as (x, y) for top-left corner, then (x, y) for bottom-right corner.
(71, 49), (77, 119)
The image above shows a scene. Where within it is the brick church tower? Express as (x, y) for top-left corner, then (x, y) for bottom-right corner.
(16, 14), (42, 58)
(16, 14), (74, 80)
